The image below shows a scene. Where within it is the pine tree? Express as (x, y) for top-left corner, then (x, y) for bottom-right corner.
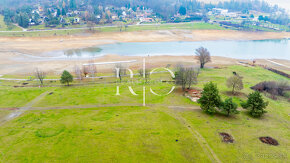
(220, 98), (239, 116)
(198, 82), (221, 114)
(60, 70), (73, 86)
(242, 91), (268, 117)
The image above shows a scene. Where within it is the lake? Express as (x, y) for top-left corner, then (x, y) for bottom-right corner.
(46, 39), (290, 60)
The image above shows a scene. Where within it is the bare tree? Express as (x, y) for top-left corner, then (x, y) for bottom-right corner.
(195, 47), (211, 69)
(226, 75), (244, 94)
(82, 65), (89, 77)
(114, 63), (126, 82)
(175, 64), (200, 92)
(88, 60), (97, 80)
(74, 65), (83, 80)
(87, 22), (95, 33)
(34, 68), (46, 86)
(138, 68), (151, 83)
(186, 67), (200, 89)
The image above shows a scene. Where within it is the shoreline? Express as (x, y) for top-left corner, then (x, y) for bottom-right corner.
(0, 30), (289, 75)
(0, 30), (289, 53)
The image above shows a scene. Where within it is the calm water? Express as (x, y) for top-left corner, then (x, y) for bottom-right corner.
(47, 39), (290, 60)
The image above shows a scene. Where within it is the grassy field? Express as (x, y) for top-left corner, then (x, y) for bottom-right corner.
(0, 22), (226, 37)
(0, 65), (289, 162)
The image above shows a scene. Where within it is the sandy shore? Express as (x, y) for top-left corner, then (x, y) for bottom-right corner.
(0, 30), (289, 53)
(0, 30), (289, 75)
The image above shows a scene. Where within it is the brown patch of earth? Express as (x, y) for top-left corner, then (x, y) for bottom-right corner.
(219, 132), (234, 143)
(259, 137), (279, 146)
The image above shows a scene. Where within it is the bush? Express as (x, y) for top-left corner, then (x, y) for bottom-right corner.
(251, 81), (290, 99)
(220, 98), (239, 116)
(198, 82), (221, 114)
(241, 91), (268, 117)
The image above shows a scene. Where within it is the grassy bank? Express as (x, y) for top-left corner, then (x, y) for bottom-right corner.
(0, 22), (226, 37)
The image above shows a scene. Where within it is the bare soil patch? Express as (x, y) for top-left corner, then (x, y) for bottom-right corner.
(219, 132), (234, 143)
(259, 137), (279, 146)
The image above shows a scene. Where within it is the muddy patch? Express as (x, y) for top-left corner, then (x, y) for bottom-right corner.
(259, 137), (279, 146)
(219, 132), (234, 143)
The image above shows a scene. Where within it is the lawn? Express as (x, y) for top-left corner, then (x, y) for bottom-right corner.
(0, 86), (48, 108)
(0, 65), (289, 162)
(0, 106), (211, 162)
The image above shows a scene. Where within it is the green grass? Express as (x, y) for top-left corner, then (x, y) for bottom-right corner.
(0, 87), (48, 108)
(0, 107), (211, 162)
(0, 65), (289, 162)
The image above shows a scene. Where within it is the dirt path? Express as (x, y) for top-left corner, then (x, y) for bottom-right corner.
(265, 59), (290, 69)
(162, 107), (222, 163)
(0, 91), (50, 125)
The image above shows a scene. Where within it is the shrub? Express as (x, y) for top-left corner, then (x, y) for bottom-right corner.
(198, 82), (221, 114)
(251, 81), (290, 99)
(241, 91), (268, 117)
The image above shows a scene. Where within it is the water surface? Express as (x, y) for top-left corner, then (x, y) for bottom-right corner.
(46, 39), (290, 60)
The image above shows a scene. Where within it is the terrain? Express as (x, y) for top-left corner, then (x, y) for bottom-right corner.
(0, 65), (289, 162)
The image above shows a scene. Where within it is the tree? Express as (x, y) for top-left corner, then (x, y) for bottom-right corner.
(220, 98), (239, 116)
(197, 82), (222, 114)
(34, 68), (46, 86)
(226, 75), (244, 94)
(114, 63), (126, 82)
(74, 65), (83, 80)
(138, 68), (150, 83)
(179, 6), (186, 15)
(241, 91), (268, 117)
(195, 47), (211, 69)
(61, 7), (66, 16)
(69, 0), (76, 10)
(175, 65), (200, 91)
(60, 70), (73, 86)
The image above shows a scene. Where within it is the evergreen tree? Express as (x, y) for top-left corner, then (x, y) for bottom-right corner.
(62, 8), (66, 16)
(198, 82), (221, 114)
(60, 70), (73, 86)
(242, 91), (268, 117)
(70, 0), (76, 10)
(57, 8), (61, 17)
(220, 98), (239, 116)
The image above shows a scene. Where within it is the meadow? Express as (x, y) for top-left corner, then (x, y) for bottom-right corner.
(0, 65), (289, 162)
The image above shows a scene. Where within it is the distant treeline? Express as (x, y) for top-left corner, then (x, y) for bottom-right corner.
(0, 0), (289, 27)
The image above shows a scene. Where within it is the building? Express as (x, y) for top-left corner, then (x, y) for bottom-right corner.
(212, 8), (228, 15)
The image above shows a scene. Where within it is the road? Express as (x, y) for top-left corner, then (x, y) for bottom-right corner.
(0, 22), (188, 33)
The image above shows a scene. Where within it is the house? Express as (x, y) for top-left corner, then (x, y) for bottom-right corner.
(212, 8), (228, 15)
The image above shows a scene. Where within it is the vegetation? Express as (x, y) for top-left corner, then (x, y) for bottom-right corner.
(60, 70), (73, 86)
(34, 68), (46, 86)
(219, 98), (239, 116)
(226, 75), (244, 94)
(0, 65), (289, 162)
(241, 91), (268, 117)
(251, 81), (290, 99)
(198, 82), (221, 114)
(175, 64), (199, 91)
(195, 47), (211, 69)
